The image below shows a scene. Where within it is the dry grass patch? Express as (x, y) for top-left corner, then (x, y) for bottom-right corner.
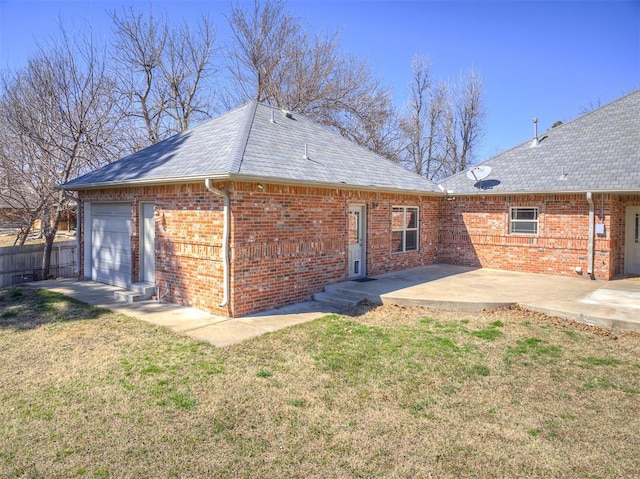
(1, 287), (639, 478)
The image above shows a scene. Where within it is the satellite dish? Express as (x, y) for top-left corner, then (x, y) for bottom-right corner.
(466, 165), (492, 181)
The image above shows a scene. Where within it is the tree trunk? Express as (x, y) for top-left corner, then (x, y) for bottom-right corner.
(15, 224), (32, 246)
(41, 206), (62, 279)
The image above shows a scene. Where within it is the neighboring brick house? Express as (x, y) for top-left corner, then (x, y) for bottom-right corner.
(437, 90), (640, 280)
(62, 102), (442, 317)
(62, 90), (640, 317)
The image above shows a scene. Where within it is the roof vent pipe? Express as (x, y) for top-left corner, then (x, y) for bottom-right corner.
(530, 118), (540, 148)
(303, 143), (309, 160)
(270, 110), (276, 124)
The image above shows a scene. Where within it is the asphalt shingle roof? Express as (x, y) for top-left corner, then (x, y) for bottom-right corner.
(63, 102), (440, 194)
(439, 89), (640, 195)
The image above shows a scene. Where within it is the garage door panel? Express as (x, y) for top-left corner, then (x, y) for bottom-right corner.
(93, 269), (131, 288)
(89, 203), (132, 288)
(91, 203), (132, 216)
(91, 247), (130, 265)
(91, 218), (132, 235)
(91, 231), (131, 249)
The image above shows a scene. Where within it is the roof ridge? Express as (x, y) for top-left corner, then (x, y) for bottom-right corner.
(228, 101), (259, 174)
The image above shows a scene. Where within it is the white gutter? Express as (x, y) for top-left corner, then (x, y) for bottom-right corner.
(444, 188), (640, 197)
(205, 179), (230, 308)
(586, 191), (595, 277)
(61, 174), (441, 196)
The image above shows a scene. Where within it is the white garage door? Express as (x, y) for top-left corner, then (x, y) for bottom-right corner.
(89, 203), (132, 288)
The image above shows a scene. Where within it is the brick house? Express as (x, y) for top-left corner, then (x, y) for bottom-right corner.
(437, 90), (640, 280)
(62, 102), (442, 317)
(63, 90), (640, 317)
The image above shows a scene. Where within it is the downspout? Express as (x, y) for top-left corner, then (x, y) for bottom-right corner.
(205, 179), (230, 308)
(75, 201), (81, 278)
(586, 192), (595, 277)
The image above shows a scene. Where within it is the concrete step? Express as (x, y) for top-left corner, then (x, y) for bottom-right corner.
(325, 283), (381, 304)
(114, 282), (155, 303)
(130, 282), (156, 296)
(114, 291), (150, 303)
(313, 291), (363, 308)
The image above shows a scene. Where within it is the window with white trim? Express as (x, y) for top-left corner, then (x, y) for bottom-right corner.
(392, 206), (419, 252)
(510, 207), (538, 234)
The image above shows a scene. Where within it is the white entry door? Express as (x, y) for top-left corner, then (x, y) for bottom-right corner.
(348, 205), (365, 279)
(141, 203), (156, 283)
(625, 206), (640, 275)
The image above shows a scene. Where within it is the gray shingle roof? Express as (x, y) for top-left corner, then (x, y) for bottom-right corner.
(439, 90), (640, 195)
(63, 102), (440, 194)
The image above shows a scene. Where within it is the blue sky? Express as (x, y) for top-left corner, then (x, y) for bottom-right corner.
(0, 0), (638, 162)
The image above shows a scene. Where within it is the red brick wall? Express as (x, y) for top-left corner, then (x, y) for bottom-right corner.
(77, 183), (640, 317)
(79, 183), (227, 315)
(228, 182), (439, 316)
(437, 193), (615, 279)
(80, 182), (440, 317)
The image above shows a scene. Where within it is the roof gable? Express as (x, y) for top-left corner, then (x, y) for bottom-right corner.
(63, 102), (440, 194)
(439, 90), (640, 195)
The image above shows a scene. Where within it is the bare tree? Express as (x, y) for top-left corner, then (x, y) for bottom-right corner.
(226, 0), (397, 157)
(0, 139), (42, 244)
(0, 29), (124, 274)
(110, 8), (168, 145)
(399, 55), (448, 179)
(110, 7), (217, 145)
(443, 68), (485, 175)
(225, 0), (299, 105)
(163, 18), (217, 132)
(578, 97), (602, 114)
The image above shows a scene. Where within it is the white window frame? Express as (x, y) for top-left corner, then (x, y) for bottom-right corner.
(509, 207), (539, 235)
(392, 206), (419, 252)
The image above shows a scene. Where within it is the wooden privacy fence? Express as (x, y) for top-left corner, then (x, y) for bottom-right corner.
(0, 240), (77, 288)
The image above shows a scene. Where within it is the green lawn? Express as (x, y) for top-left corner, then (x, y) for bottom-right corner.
(1, 285), (639, 478)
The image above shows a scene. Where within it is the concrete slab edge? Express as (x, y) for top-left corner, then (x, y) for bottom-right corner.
(380, 297), (516, 312)
(521, 304), (640, 332)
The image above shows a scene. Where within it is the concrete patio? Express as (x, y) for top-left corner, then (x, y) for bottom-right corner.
(324, 264), (640, 331)
(30, 264), (640, 347)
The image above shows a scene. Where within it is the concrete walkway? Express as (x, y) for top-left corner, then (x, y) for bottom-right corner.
(30, 278), (341, 347)
(30, 265), (640, 347)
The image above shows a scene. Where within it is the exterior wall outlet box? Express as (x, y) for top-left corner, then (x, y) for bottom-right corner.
(595, 224), (605, 235)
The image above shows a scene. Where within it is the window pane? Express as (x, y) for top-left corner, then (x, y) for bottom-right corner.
(406, 208), (418, 228)
(392, 231), (404, 252)
(348, 211), (360, 245)
(405, 230), (418, 251)
(392, 208), (404, 230)
(512, 208), (537, 220)
(512, 222), (538, 234)
(391, 206), (419, 252)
